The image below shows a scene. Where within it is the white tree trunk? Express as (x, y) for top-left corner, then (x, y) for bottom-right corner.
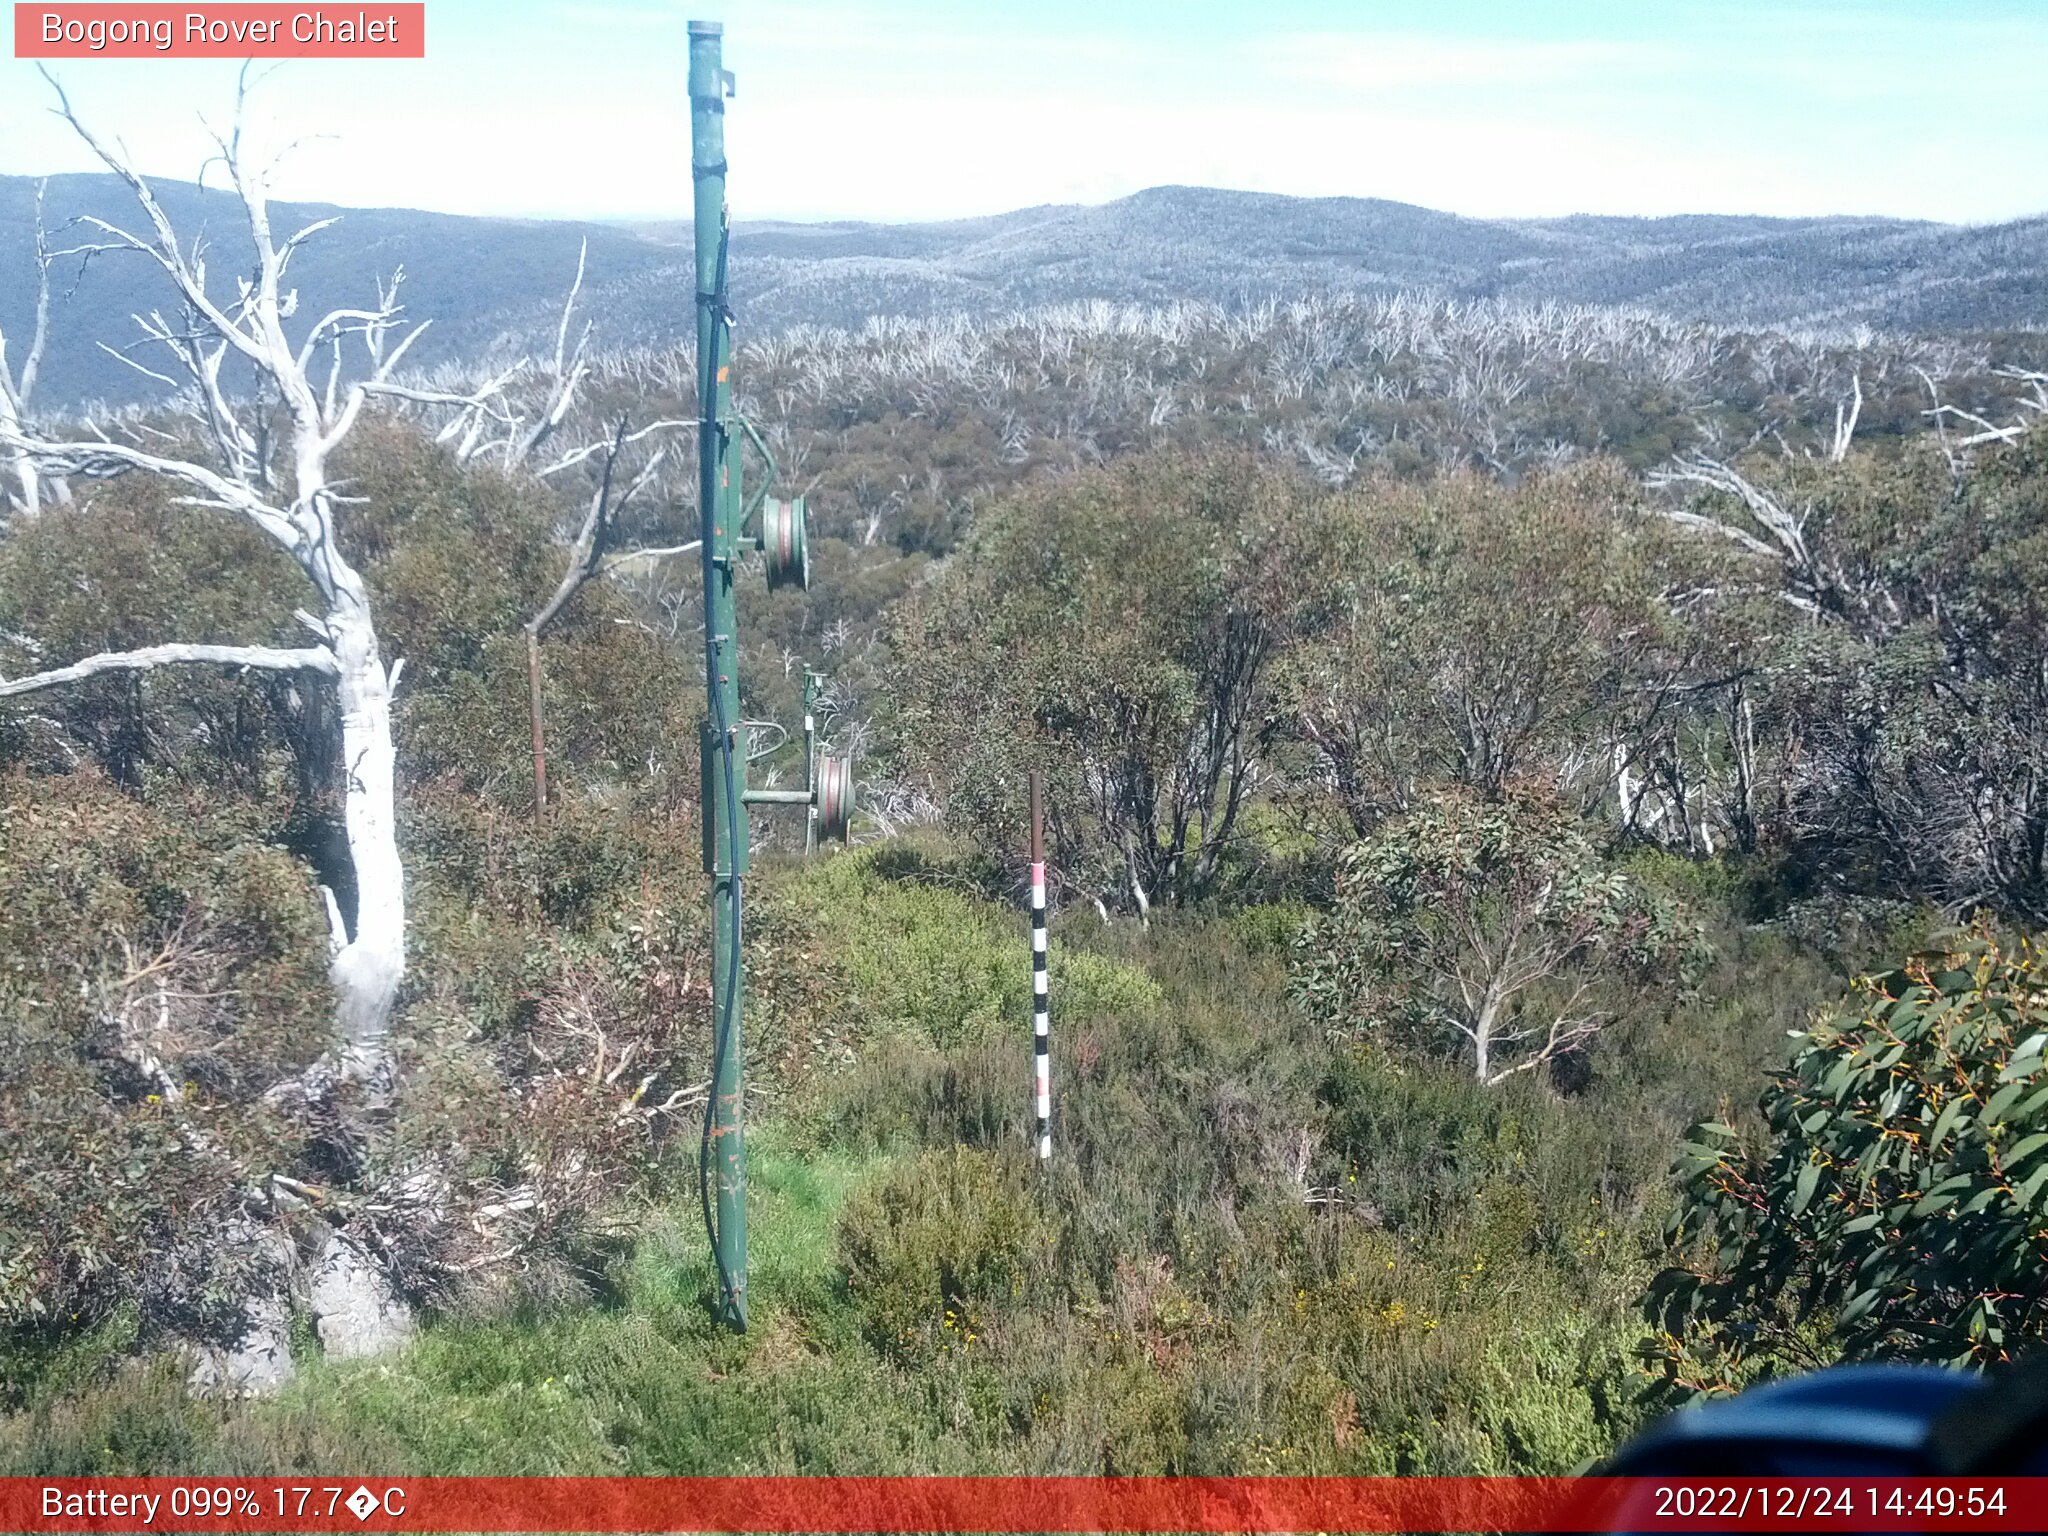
(1471, 977), (1507, 1084)
(0, 383), (38, 517)
(328, 594), (405, 1082)
(0, 177), (51, 518)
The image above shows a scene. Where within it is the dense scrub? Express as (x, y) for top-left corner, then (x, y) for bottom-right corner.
(1, 849), (1846, 1474)
(0, 436), (714, 1383)
(0, 772), (329, 1349)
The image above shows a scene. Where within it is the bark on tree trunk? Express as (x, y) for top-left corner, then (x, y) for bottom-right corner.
(0, 394), (37, 516)
(5, 459), (35, 516)
(1473, 993), (1499, 1084)
(327, 591), (405, 1088)
(308, 587), (417, 1364)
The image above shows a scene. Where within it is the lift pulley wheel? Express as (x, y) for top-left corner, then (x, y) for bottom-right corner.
(762, 496), (810, 592)
(814, 753), (855, 843)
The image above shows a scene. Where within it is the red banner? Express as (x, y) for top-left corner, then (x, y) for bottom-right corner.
(13, 5), (425, 59)
(3, 1477), (2046, 1533)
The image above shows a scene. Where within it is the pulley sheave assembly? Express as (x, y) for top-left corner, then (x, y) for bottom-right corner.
(715, 422), (840, 854)
(813, 750), (854, 843)
(735, 666), (855, 852)
(761, 496), (810, 592)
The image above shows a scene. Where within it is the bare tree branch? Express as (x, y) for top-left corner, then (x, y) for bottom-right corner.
(534, 417), (693, 478)
(0, 421), (305, 552)
(514, 237), (591, 463)
(1829, 371), (1862, 462)
(0, 642), (337, 698)
(598, 539), (700, 576)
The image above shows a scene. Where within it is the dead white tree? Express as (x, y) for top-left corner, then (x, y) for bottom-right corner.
(520, 414), (687, 818)
(1920, 365), (2048, 448)
(0, 72), (500, 1092)
(0, 179), (57, 516)
(490, 245), (694, 820)
(1646, 454), (1829, 616)
(1828, 371), (1863, 463)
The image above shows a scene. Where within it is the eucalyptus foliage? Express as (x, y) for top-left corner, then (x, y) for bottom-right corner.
(1645, 926), (2048, 1394)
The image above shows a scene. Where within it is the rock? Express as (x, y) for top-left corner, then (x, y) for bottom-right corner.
(308, 1230), (415, 1359)
(185, 1220), (299, 1401)
(187, 1293), (296, 1398)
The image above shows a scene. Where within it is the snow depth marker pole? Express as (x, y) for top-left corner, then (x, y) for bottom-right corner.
(1030, 771), (1051, 1162)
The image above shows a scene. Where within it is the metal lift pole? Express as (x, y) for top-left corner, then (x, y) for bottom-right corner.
(689, 16), (747, 1333)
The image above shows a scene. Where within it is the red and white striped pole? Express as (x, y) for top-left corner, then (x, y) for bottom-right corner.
(1029, 771), (1051, 1162)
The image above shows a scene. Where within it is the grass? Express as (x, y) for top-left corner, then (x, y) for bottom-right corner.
(0, 1128), (902, 1477)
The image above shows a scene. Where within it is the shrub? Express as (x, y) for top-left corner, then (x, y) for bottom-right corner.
(0, 478), (306, 791)
(379, 788), (721, 1314)
(1644, 924), (2048, 1396)
(779, 847), (1162, 1052)
(0, 770), (328, 1361)
(1226, 900), (1314, 958)
(1272, 461), (1713, 837)
(836, 1146), (1054, 1365)
(888, 451), (1326, 910)
(1293, 787), (1706, 1084)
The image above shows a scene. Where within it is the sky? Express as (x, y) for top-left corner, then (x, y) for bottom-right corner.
(1, 0), (2044, 226)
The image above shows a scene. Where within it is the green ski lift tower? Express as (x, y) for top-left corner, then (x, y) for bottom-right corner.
(689, 18), (853, 1332)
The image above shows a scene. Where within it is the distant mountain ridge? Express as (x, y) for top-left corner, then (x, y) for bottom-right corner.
(4, 174), (2046, 407)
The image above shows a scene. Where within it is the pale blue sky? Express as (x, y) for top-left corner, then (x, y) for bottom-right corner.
(2, 0), (2043, 224)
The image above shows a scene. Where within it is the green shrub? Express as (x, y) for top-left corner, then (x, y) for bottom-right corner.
(1293, 788), (1706, 1085)
(1226, 900), (1314, 957)
(1645, 924), (2048, 1396)
(836, 1146), (1055, 1365)
(0, 478), (304, 790)
(888, 451), (1324, 909)
(0, 770), (328, 1361)
(782, 847), (1162, 1050)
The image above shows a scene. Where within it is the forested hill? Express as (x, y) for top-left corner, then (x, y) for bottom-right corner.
(7, 172), (2048, 405)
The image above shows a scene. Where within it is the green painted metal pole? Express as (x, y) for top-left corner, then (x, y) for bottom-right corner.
(690, 16), (747, 1332)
